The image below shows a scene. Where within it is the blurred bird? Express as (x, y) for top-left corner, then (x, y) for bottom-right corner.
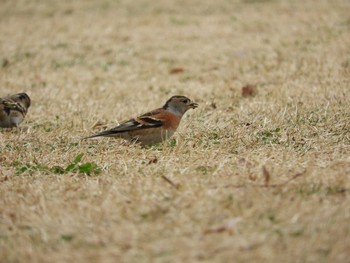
(0, 92), (31, 128)
(86, 95), (198, 145)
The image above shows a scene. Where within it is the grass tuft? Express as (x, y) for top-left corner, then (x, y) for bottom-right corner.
(15, 153), (102, 176)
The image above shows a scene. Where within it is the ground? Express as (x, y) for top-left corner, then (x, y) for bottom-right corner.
(0, 0), (350, 262)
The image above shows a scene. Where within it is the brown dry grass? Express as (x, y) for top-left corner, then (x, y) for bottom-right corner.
(1, 0), (350, 262)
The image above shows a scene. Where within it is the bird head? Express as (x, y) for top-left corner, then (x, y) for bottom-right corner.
(12, 93), (31, 109)
(163, 95), (198, 115)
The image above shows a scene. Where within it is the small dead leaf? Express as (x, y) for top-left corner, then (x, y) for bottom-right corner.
(210, 102), (217, 109)
(248, 174), (257, 181)
(208, 66), (219, 71)
(1, 176), (9, 182)
(33, 74), (46, 86)
(204, 226), (227, 234)
(148, 157), (158, 164)
(169, 67), (184, 74)
(242, 85), (256, 97)
(262, 165), (271, 186)
(0, 156), (7, 163)
(204, 217), (241, 235)
(225, 106), (234, 112)
(2, 58), (9, 68)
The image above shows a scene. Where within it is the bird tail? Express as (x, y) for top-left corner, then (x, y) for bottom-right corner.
(83, 129), (123, 140)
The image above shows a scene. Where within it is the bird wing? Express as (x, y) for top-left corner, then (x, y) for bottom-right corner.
(0, 99), (25, 115)
(86, 108), (165, 138)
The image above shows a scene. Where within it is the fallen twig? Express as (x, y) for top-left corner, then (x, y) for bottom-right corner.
(210, 170), (307, 189)
(161, 175), (180, 190)
(264, 170), (305, 187)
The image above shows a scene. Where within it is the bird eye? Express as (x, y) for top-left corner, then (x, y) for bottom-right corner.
(183, 99), (189, 103)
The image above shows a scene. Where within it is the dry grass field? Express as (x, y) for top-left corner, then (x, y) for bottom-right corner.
(1, 0), (350, 262)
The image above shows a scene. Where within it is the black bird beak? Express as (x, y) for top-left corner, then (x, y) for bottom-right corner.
(190, 102), (198, 109)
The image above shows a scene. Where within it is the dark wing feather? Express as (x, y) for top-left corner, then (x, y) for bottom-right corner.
(86, 112), (164, 139)
(1, 99), (26, 115)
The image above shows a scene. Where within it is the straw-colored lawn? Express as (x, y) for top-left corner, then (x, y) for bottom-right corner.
(1, 0), (350, 262)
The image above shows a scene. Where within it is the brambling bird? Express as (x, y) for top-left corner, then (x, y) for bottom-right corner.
(86, 95), (198, 145)
(0, 92), (31, 128)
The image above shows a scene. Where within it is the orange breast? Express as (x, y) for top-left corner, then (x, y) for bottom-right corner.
(159, 113), (181, 130)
